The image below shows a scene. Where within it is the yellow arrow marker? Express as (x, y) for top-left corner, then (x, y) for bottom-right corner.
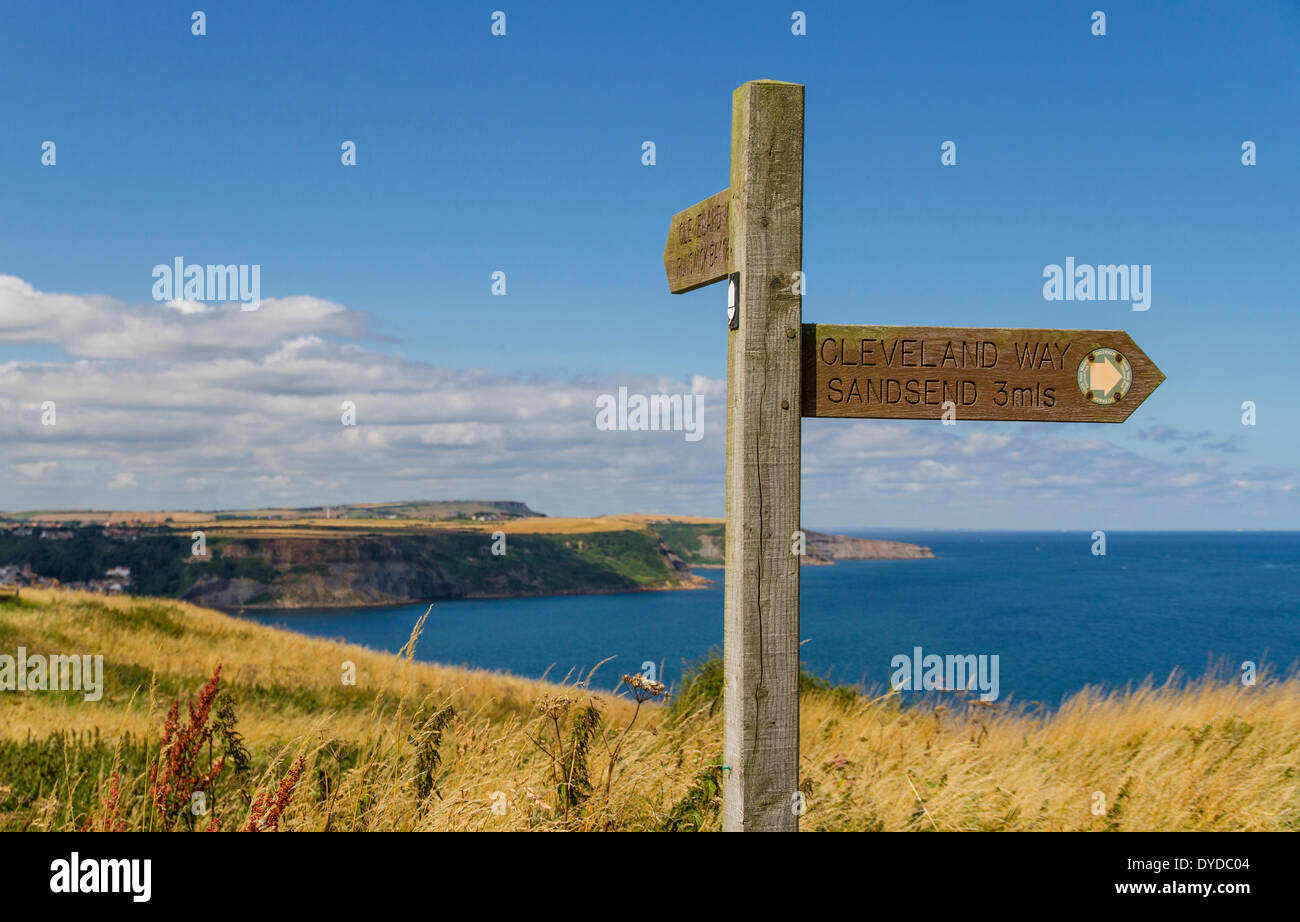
(1091, 353), (1123, 393)
(1078, 348), (1132, 405)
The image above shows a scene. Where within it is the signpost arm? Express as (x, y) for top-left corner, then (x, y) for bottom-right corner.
(723, 80), (804, 832)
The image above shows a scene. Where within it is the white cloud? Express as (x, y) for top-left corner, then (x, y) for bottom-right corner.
(0, 274), (366, 361)
(0, 276), (725, 514)
(162, 299), (212, 315)
(0, 276), (1294, 528)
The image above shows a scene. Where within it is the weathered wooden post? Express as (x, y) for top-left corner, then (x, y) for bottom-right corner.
(722, 80), (804, 832)
(663, 79), (805, 832)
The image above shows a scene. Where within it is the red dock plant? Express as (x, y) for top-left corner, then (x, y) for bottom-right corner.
(81, 772), (127, 832)
(148, 665), (225, 830)
(244, 755), (306, 832)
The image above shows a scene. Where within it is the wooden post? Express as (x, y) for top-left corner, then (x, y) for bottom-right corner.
(723, 80), (804, 832)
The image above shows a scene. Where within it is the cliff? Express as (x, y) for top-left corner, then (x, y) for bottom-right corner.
(803, 530), (935, 564)
(180, 529), (706, 610)
(652, 521), (934, 566)
(0, 513), (933, 611)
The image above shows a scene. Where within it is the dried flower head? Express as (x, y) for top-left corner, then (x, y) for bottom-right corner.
(534, 694), (576, 719)
(620, 673), (667, 703)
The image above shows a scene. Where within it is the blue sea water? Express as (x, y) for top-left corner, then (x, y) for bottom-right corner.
(237, 531), (1300, 706)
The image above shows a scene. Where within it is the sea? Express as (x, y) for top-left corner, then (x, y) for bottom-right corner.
(236, 531), (1300, 707)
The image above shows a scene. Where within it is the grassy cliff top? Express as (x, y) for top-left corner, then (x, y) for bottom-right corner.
(0, 499), (545, 525)
(0, 505), (720, 539)
(2, 589), (1298, 831)
(159, 513), (721, 539)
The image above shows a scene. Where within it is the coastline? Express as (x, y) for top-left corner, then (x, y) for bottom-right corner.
(0, 514), (932, 612)
(225, 570), (719, 613)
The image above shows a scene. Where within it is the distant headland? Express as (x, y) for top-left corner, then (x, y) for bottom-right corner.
(0, 501), (933, 610)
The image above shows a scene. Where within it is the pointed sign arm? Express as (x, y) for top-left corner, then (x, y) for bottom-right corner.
(663, 187), (730, 294)
(801, 324), (1165, 422)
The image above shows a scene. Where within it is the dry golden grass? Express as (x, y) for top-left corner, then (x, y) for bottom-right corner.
(0, 588), (639, 746)
(797, 680), (1300, 831)
(2, 589), (1298, 831)
(2, 509), (211, 524)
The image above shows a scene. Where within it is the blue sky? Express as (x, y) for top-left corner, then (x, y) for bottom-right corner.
(1, 1), (1297, 529)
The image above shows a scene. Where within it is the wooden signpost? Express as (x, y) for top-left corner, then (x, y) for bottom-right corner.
(662, 81), (1164, 832)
